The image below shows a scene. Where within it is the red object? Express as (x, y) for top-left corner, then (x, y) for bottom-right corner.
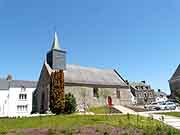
(108, 96), (112, 107)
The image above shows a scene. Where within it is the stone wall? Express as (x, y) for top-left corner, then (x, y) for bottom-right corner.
(34, 64), (51, 113)
(64, 86), (132, 110)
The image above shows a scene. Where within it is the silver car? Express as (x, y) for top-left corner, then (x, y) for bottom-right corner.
(159, 101), (176, 110)
(144, 102), (161, 111)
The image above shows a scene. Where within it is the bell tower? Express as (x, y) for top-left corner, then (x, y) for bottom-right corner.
(46, 32), (66, 70)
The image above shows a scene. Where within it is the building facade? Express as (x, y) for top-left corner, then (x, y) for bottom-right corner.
(130, 81), (155, 105)
(154, 89), (168, 103)
(169, 64), (180, 98)
(33, 32), (133, 113)
(0, 79), (36, 117)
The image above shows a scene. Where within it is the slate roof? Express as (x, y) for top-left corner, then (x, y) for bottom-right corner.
(0, 79), (9, 90)
(155, 91), (167, 97)
(10, 80), (37, 88)
(170, 64), (180, 81)
(45, 62), (128, 88)
(0, 79), (37, 90)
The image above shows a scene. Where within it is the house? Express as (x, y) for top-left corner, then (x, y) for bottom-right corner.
(33, 32), (133, 113)
(130, 81), (155, 105)
(169, 64), (180, 98)
(154, 89), (168, 103)
(0, 78), (36, 117)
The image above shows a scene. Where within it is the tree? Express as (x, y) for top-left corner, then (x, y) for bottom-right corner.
(175, 96), (180, 104)
(49, 70), (65, 114)
(64, 93), (77, 114)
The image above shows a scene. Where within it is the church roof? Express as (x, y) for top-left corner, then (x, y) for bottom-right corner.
(170, 64), (180, 81)
(45, 62), (128, 88)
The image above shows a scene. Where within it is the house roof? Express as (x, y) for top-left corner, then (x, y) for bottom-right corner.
(0, 79), (9, 90)
(0, 79), (37, 90)
(155, 91), (167, 97)
(45, 62), (128, 88)
(170, 64), (180, 81)
(10, 80), (37, 88)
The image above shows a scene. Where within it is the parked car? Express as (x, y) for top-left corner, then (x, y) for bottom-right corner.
(159, 101), (176, 110)
(144, 102), (161, 111)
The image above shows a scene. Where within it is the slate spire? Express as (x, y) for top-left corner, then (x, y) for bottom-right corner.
(52, 32), (60, 50)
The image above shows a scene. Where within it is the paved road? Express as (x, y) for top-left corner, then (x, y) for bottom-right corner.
(113, 105), (180, 130)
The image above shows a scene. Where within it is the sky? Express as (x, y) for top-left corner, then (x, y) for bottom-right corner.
(0, 0), (180, 94)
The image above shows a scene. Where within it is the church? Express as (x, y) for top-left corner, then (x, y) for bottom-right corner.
(33, 32), (133, 113)
(169, 64), (180, 98)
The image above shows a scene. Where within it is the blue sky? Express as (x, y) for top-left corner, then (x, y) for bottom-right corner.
(0, 0), (180, 94)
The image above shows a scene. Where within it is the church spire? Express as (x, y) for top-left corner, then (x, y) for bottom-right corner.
(52, 32), (60, 50)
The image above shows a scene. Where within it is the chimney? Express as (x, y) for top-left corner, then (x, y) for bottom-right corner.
(6, 74), (13, 80)
(141, 80), (146, 84)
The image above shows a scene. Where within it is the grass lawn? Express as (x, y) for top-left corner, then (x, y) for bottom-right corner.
(0, 114), (179, 135)
(157, 112), (180, 117)
(88, 106), (110, 114)
(88, 106), (121, 114)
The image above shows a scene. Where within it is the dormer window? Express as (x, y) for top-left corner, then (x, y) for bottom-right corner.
(21, 86), (26, 92)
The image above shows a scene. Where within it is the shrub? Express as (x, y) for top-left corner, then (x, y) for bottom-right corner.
(64, 93), (77, 114)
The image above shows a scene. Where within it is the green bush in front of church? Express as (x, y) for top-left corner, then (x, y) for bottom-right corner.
(64, 93), (77, 114)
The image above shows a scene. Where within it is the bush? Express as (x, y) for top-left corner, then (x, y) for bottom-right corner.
(64, 93), (77, 114)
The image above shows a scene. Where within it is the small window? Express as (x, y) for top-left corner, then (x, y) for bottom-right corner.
(19, 94), (27, 100)
(116, 89), (120, 99)
(93, 88), (99, 98)
(17, 105), (28, 112)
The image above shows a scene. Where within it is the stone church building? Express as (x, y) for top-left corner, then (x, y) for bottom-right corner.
(169, 64), (180, 98)
(33, 32), (133, 113)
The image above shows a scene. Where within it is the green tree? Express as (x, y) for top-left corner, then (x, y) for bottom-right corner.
(175, 96), (180, 104)
(64, 93), (77, 114)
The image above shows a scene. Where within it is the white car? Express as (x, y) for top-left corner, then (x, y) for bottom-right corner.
(144, 102), (161, 111)
(159, 102), (176, 110)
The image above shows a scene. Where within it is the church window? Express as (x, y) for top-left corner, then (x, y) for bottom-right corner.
(116, 89), (120, 99)
(93, 88), (99, 98)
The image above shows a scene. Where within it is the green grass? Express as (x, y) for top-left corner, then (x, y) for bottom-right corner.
(88, 106), (110, 114)
(0, 114), (179, 135)
(157, 112), (180, 117)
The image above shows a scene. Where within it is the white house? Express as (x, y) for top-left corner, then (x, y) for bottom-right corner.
(0, 79), (36, 117)
(155, 89), (168, 103)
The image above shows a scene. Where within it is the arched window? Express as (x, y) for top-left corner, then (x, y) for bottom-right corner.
(116, 89), (120, 99)
(93, 88), (99, 98)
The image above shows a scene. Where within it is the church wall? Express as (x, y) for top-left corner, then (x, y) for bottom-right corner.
(64, 86), (132, 110)
(169, 79), (180, 98)
(35, 64), (51, 113)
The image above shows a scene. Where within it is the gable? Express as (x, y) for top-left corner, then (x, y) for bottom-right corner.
(170, 64), (180, 81)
